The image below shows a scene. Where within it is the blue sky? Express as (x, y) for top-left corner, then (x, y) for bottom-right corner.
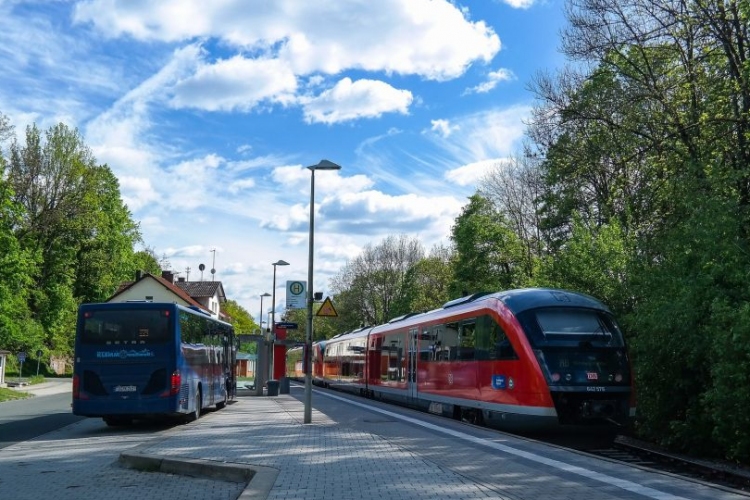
(0, 0), (567, 325)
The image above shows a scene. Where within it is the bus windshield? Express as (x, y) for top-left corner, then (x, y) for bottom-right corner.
(81, 308), (172, 345)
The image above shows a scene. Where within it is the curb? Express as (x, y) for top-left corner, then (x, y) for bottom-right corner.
(119, 451), (279, 499)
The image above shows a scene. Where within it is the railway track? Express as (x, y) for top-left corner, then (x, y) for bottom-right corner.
(582, 435), (750, 494)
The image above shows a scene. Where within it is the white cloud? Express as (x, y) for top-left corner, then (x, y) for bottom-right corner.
(118, 176), (159, 212)
(427, 106), (531, 162)
(227, 178), (256, 194)
(74, 0), (500, 80)
(86, 44), (204, 181)
(170, 56), (298, 112)
(499, 0), (537, 9)
(164, 245), (212, 258)
(430, 119), (459, 139)
(464, 67), (515, 94)
(302, 78), (412, 124)
(271, 164), (374, 197)
(338, 190), (461, 220)
(445, 159), (508, 186)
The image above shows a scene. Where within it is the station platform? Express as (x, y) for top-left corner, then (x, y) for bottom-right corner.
(3, 381), (749, 500)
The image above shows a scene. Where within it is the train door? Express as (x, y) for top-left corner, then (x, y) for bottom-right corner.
(407, 327), (419, 399)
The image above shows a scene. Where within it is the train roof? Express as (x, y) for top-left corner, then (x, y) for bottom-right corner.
(323, 288), (611, 342)
(489, 288), (611, 315)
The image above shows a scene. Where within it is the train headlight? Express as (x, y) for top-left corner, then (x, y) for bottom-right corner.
(551, 373), (561, 382)
(615, 373), (623, 383)
(565, 373), (572, 382)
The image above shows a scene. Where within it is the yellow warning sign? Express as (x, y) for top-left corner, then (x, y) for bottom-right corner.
(316, 296), (338, 317)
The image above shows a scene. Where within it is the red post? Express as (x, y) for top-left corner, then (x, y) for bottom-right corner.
(273, 325), (287, 380)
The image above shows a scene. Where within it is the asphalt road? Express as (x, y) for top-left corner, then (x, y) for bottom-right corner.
(0, 392), (83, 449)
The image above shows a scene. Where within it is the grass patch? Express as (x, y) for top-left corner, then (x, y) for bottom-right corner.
(0, 386), (30, 402)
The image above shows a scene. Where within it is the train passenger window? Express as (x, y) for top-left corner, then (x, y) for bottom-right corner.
(381, 333), (405, 381)
(458, 321), (476, 361)
(437, 323), (459, 361)
(420, 329), (438, 361)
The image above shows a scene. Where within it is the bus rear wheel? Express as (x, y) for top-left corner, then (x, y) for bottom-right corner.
(186, 388), (202, 422)
(216, 388), (228, 409)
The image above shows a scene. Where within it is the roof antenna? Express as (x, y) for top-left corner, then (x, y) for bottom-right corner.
(210, 248), (216, 281)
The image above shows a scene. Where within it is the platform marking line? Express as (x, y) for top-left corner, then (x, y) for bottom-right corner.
(318, 390), (686, 500)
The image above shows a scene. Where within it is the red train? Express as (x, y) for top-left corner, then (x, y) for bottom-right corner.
(287, 288), (635, 432)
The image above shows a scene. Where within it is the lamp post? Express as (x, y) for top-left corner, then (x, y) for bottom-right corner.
(259, 292), (271, 329)
(270, 260), (289, 381)
(305, 159), (342, 424)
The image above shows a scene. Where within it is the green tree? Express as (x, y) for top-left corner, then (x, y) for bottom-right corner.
(536, 214), (631, 312)
(132, 248), (162, 275)
(222, 299), (258, 335)
(6, 123), (140, 355)
(449, 194), (528, 297)
(330, 234), (424, 327)
(525, 0), (750, 462)
(479, 153), (545, 276)
(395, 244), (454, 314)
(0, 176), (41, 352)
(74, 165), (141, 303)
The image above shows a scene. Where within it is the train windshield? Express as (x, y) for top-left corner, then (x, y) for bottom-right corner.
(519, 307), (625, 348)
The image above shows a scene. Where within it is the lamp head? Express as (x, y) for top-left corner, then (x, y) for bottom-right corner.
(273, 259), (290, 267)
(261, 292), (271, 298)
(307, 159), (342, 171)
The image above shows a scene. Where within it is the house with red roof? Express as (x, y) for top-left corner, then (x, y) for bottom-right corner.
(108, 270), (226, 320)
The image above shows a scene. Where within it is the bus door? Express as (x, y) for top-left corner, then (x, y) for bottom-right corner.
(407, 327), (419, 399)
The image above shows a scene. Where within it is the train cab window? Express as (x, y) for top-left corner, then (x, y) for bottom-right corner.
(476, 314), (518, 360)
(520, 308), (625, 348)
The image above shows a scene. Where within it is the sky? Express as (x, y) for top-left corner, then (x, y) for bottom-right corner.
(0, 0), (568, 327)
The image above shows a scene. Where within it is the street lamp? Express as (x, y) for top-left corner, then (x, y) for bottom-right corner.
(305, 159), (342, 424)
(270, 260), (289, 381)
(259, 292), (271, 329)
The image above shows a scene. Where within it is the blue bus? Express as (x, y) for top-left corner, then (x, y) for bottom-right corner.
(72, 301), (236, 426)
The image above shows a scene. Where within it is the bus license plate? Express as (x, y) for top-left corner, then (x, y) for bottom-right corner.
(114, 385), (137, 392)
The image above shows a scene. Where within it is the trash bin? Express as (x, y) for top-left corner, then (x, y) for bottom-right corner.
(266, 380), (279, 396)
(279, 376), (290, 394)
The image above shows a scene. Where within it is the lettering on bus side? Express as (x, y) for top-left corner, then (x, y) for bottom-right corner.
(586, 386), (606, 392)
(96, 349), (155, 359)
